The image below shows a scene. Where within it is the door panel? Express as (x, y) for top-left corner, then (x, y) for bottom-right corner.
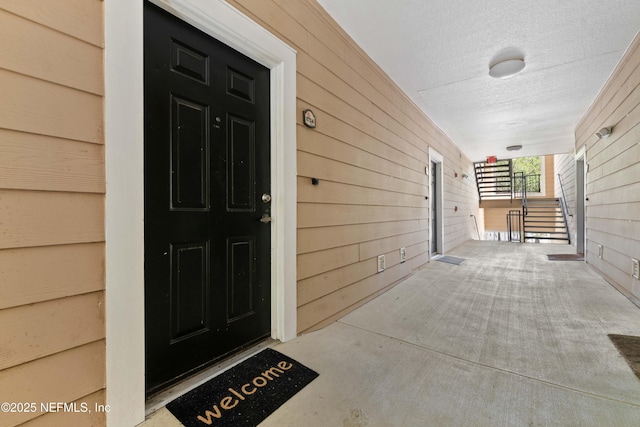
(171, 96), (209, 210)
(170, 242), (209, 343)
(144, 2), (271, 395)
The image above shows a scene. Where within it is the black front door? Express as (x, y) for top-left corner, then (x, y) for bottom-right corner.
(144, 2), (271, 395)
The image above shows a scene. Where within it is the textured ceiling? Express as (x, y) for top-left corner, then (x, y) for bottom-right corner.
(317, 0), (640, 161)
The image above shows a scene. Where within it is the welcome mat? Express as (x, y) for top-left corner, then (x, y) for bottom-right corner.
(166, 348), (318, 427)
(435, 256), (465, 265)
(609, 334), (640, 381)
(547, 253), (584, 261)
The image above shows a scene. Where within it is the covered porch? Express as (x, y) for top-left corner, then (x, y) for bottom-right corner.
(142, 240), (640, 426)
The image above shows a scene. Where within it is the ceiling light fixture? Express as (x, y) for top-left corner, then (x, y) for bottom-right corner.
(506, 145), (523, 151)
(596, 127), (611, 139)
(489, 58), (525, 79)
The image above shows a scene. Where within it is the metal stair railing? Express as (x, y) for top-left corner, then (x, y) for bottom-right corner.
(557, 173), (572, 244)
(506, 209), (522, 242)
(474, 159), (513, 202)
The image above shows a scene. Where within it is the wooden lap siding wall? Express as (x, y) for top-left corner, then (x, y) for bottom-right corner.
(0, 1), (106, 426)
(227, 0), (479, 333)
(574, 32), (640, 301)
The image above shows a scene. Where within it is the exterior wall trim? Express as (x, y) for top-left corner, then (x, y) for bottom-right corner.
(105, 0), (297, 425)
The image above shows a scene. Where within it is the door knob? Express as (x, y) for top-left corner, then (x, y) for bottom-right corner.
(260, 214), (272, 223)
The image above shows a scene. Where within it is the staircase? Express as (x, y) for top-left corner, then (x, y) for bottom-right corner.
(523, 198), (570, 243)
(474, 159), (512, 202)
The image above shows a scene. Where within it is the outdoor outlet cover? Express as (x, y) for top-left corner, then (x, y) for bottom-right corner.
(377, 255), (385, 273)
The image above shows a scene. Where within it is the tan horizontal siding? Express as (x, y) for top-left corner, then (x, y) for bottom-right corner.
(575, 31), (640, 300)
(589, 229), (640, 264)
(0, 70), (102, 144)
(231, 0), (479, 332)
(297, 244), (360, 281)
(0, 243), (104, 310)
(298, 257), (377, 306)
(359, 232), (427, 261)
(0, 9), (102, 95)
(297, 177), (425, 208)
(0, 292), (104, 370)
(298, 203), (428, 229)
(587, 239), (640, 299)
(0, 340), (105, 427)
(297, 220), (426, 255)
(0, 129), (104, 193)
(0, 190), (104, 250)
(0, 0), (105, 418)
(0, 0), (103, 48)
(297, 123), (426, 184)
(297, 75), (428, 162)
(297, 149), (425, 196)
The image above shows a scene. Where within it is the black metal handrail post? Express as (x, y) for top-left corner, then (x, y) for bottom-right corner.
(513, 171), (527, 215)
(508, 159), (513, 204)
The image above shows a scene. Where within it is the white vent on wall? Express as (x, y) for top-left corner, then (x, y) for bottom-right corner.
(400, 247), (407, 263)
(377, 255), (385, 273)
(633, 258), (639, 280)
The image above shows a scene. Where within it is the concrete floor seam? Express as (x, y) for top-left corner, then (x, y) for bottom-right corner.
(335, 319), (640, 409)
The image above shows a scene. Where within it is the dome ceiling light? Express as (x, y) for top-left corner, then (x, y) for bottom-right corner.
(489, 58), (525, 79)
(506, 145), (523, 151)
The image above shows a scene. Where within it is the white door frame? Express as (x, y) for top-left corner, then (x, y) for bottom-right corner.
(105, 1), (297, 424)
(575, 147), (586, 255)
(429, 148), (444, 256)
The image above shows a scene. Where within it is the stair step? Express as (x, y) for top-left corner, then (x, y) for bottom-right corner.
(524, 237), (569, 241)
(526, 211), (561, 215)
(525, 227), (567, 230)
(525, 232), (568, 236)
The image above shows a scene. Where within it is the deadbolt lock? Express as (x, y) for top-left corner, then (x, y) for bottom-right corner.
(261, 193), (272, 203)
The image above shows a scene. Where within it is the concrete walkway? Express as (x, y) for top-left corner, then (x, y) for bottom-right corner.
(141, 241), (640, 426)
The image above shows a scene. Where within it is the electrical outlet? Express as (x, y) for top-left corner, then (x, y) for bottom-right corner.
(377, 255), (385, 273)
(400, 247), (407, 263)
(632, 258), (639, 279)
(598, 244), (603, 259)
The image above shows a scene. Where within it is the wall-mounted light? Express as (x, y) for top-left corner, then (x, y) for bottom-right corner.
(461, 173), (469, 180)
(596, 127), (612, 139)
